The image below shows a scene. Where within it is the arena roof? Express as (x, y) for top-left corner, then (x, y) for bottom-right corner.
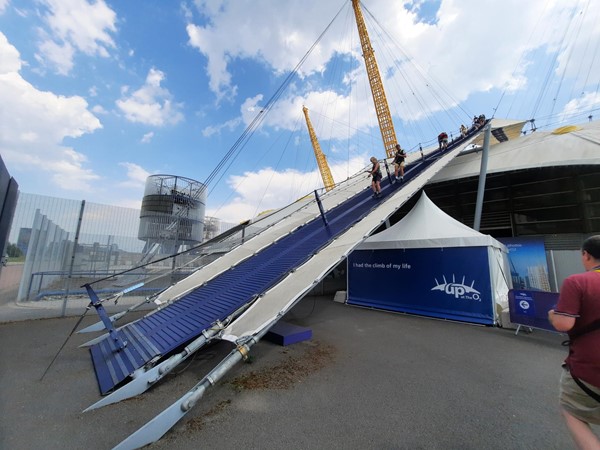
(431, 118), (600, 183)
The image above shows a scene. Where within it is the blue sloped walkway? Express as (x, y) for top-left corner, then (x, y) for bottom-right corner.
(90, 133), (476, 395)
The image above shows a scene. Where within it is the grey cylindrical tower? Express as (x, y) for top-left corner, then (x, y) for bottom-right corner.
(138, 175), (205, 255)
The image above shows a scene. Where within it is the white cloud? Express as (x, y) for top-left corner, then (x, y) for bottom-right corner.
(0, 32), (20, 72)
(118, 162), (151, 188)
(187, 0), (593, 126)
(0, 32), (102, 193)
(181, 2), (194, 22)
(116, 68), (185, 126)
(1, 73), (100, 142)
(36, 0), (117, 74)
(208, 155), (367, 223)
(141, 131), (154, 143)
(186, 1), (346, 102)
(202, 117), (241, 137)
(92, 104), (107, 114)
(85, 162), (152, 208)
(560, 92), (600, 122)
(36, 38), (74, 75)
(0, 0), (8, 15)
(48, 148), (100, 191)
(179, 0), (600, 226)
(240, 89), (374, 141)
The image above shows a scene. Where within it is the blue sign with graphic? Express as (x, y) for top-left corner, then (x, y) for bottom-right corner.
(514, 291), (536, 316)
(508, 289), (558, 332)
(347, 246), (494, 325)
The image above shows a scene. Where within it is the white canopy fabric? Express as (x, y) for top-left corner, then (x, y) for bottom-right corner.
(431, 118), (600, 183)
(470, 118), (528, 147)
(353, 191), (511, 321)
(358, 191), (506, 250)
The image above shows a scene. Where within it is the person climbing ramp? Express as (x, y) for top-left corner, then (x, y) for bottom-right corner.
(368, 156), (382, 197)
(392, 144), (406, 183)
(438, 132), (448, 150)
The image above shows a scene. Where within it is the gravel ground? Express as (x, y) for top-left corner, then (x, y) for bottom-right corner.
(0, 295), (583, 449)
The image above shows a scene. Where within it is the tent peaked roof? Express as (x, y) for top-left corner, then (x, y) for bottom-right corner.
(359, 191), (505, 250)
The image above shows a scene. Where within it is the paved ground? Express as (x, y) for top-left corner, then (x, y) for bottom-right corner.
(0, 295), (588, 449)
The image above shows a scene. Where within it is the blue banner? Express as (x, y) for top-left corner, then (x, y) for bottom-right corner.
(347, 247), (494, 325)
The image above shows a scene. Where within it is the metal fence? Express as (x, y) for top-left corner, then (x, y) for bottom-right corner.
(1, 185), (352, 315)
(1, 190), (319, 311)
(7, 193), (147, 304)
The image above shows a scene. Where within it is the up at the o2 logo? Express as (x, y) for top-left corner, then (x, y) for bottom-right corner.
(431, 275), (481, 301)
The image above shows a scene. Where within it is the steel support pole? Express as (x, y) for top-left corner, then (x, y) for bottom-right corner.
(61, 200), (85, 316)
(473, 124), (491, 231)
(314, 190), (328, 227)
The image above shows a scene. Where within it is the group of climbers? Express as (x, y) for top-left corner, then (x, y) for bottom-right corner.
(368, 114), (487, 198)
(438, 114), (487, 150)
(469, 114), (487, 132)
(368, 143), (406, 197)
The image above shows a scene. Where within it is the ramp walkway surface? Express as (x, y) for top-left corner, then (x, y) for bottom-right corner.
(90, 128), (485, 395)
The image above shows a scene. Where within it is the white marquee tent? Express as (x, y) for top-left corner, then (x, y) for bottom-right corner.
(347, 191), (512, 325)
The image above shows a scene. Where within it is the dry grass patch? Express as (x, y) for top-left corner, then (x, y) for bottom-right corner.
(230, 341), (336, 390)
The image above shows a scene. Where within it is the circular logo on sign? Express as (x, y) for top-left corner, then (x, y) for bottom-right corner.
(519, 300), (530, 310)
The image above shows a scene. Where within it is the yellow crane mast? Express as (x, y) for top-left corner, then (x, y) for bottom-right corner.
(352, 0), (399, 159)
(302, 106), (335, 191)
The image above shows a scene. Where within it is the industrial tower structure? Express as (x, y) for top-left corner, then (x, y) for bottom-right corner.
(352, 0), (400, 159)
(138, 175), (205, 262)
(302, 106), (335, 191)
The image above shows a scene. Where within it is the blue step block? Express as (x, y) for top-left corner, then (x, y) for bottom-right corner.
(265, 321), (312, 346)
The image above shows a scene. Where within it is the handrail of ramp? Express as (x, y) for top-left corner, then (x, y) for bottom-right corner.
(79, 165), (371, 338)
(78, 163), (376, 335)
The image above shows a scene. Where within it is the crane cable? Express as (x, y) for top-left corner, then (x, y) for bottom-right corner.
(360, 4), (472, 146)
(204, 1), (348, 199)
(529, 5), (580, 122)
(493, 1), (548, 121)
(547, 1), (590, 125)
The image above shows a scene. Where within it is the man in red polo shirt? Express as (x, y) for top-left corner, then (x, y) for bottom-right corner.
(548, 235), (600, 449)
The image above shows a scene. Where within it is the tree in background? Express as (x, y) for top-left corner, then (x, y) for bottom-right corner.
(6, 243), (22, 258)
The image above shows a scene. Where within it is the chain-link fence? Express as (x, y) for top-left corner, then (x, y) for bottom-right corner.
(0, 190), (322, 315)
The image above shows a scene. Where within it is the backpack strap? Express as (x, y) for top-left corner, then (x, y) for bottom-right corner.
(571, 373), (600, 404)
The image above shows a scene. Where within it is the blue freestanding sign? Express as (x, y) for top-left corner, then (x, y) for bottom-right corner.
(347, 246), (495, 325)
(508, 289), (558, 332)
(513, 291), (536, 316)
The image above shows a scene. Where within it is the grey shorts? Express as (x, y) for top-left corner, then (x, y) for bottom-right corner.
(559, 368), (600, 425)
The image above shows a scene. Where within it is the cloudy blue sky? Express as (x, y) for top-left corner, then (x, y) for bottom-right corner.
(1, 0), (599, 223)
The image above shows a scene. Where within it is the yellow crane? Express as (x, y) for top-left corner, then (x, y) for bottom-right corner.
(302, 105), (335, 191)
(352, 0), (399, 159)
(304, 1), (399, 186)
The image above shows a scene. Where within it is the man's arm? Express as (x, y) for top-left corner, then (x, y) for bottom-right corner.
(548, 309), (576, 332)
